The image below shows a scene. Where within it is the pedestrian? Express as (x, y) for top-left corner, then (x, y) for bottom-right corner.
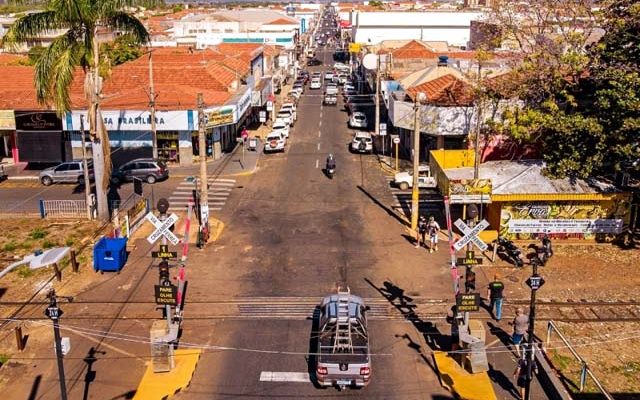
(465, 267), (476, 293)
(427, 216), (440, 253)
(513, 353), (528, 399)
(416, 215), (427, 248)
(446, 305), (461, 352)
(487, 274), (505, 321)
(511, 307), (529, 357)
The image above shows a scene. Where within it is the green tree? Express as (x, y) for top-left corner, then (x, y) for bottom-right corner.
(102, 34), (143, 67)
(2, 0), (152, 220)
(27, 45), (45, 65)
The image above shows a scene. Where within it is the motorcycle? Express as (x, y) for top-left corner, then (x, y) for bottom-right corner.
(497, 237), (524, 268)
(327, 167), (335, 179)
(534, 234), (553, 265)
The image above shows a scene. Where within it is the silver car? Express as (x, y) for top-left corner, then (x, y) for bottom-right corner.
(39, 160), (93, 186)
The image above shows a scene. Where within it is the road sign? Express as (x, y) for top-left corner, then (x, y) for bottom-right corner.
(154, 284), (178, 305)
(454, 219), (489, 252)
(146, 212), (180, 245)
(266, 101), (273, 111)
(259, 111), (267, 122)
(348, 43), (361, 53)
(45, 305), (62, 320)
(456, 250), (483, 266)
(379, 123), (387, 136)
(526, 274), (546, 291)
(393, 137), (400, 144)
(456, 293), (480, 312)
(152, 244), (178, 259)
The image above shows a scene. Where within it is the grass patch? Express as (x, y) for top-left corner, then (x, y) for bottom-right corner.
(611, 361), (640, 379)
(15, 265), (34, 278)
(65, 238), (75, 247)
(19, 240), (33, 250)
(42, 239), (58, 249)
(29, 228), (47, 240)
(0, 353), (10, 365)
(550, 350), (574, 370)
(3, 241), (17, 252)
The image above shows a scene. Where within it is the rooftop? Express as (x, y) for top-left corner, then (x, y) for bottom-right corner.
(444, 160), (620, 195)
(406, 74), (474, 106)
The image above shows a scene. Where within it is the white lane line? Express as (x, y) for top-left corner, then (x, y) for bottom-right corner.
(319, 120), (322, 127)
(259, 372), (310, 383)
(315, 159), (319, 169)
(178, 181), (235, 187)
(318, 131), (321, 137)
(317, 143), (320, 151)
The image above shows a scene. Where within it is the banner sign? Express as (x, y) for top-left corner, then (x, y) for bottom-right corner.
(0, 110), (15, 130)
(65, 110), (194, 132)
(448, 179), (492, 204)
(206, 108), (234, 128)
(15, 111), (62, 131)
(508, 218), (623, 234)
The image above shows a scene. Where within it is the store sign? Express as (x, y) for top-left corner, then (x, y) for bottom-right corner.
(259, 111), (267, 123)
(236, 88), (253, 119)
(0, 110), (15, 130)
(448, 179), (492, 204)
(15, 111), (62, 131)
(508, 218), (623, 234)
(64, 111), (193, 132)
(206, 108), (234, 128)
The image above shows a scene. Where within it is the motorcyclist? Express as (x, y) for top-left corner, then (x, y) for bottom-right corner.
(326, 154), (336, 171)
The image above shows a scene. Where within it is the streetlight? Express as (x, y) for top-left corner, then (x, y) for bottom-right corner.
(410, 92), (427, 231)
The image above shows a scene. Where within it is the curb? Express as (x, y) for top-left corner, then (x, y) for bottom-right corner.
(7, 175), (39, 180)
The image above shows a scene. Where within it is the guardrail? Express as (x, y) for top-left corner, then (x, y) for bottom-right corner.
(545, 320), (614, 399)
(39, 199), (89, 219)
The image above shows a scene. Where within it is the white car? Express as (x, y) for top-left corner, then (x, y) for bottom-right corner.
(264, 132), (286, 153)
(344, 83), (356, 92)
(349, 112), (368, 129)
(350, 131), (373, 153)
(393, 166), (437, 190)
(277, 109), (294, 127)
(288, 90), (301, 100)
(325, 84), (338, 96)
(310, 78), (322, 89)
(324, 71), (334, 80)
(281, 103), (297, 121)
(272, 120), (290, 138)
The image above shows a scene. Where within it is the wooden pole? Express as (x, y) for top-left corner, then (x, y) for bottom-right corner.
(70, 249), (79, 273)
(53, 263), (61, 281)
(15, 326), (23, 351)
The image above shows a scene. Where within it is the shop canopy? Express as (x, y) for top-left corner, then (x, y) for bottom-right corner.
(340, 20), (352, 28)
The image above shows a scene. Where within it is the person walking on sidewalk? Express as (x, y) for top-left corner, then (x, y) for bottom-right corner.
(416, 215), (427, 248)
(427, 216), (440, 253)
(487, 275), (505, 321)
(513, 346), (538, 400)
(511, 307), (529, 357)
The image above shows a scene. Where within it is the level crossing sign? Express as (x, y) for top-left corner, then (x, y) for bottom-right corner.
(146, 212), (180, 245)
(454, 219), (489, 252)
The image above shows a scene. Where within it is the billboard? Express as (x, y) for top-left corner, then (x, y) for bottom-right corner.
(448, 178), (492, 204)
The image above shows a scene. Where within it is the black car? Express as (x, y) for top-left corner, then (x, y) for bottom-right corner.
(307, 58), (322, 66)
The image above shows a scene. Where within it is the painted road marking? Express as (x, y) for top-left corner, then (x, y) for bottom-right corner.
(317, 143), (321, 151)
(316, 159), (319, 169)
(319, 120), (322, 127)
(318, 131), (321, 137)
(259, 372), (310, 383)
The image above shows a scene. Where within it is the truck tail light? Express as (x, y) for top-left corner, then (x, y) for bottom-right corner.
(360, 367), (370, 377)
(317, 366), (328, 375)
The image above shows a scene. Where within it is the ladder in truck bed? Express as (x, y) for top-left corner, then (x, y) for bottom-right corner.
(333, 287), (353, 353)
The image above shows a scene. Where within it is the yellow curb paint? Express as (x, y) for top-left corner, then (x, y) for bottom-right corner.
(208, 218), (225, 242)
(134, 349), (202, 399)
(433, 351), (497, 400)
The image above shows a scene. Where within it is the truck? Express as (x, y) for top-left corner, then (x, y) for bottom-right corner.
(316, 288), (371, 390)
(393, 165), (437, 190)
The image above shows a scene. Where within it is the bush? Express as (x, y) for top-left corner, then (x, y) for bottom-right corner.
(15, 265), (33, 278)
(65, 238), (75, 247)
(2, 242), (17, 252)
(42, 240), (58, 249)
(29, 228), (47, 240)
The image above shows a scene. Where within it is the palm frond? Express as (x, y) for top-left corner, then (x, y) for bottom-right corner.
(96, 0), (161, 14)
(1, 11), (61, 50)
(51, 42), (82, 115)
(48, 0), (87, 26)
(103, 12), (150, 44)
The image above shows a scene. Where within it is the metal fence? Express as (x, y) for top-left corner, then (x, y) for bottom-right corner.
(39, 199), (89, 219)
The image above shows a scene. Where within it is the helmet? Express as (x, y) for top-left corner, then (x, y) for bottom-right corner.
(419, 215), (426, 221)
(328, 153), (334, 159)
(429, 216), (435, 222)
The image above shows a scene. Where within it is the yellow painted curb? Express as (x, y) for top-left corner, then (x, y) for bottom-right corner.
(208, 218), (225, 242)
(134, 349), (202, 399)
(433, 351), (497, 400)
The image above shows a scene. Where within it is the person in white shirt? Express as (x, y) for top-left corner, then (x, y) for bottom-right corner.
(427, 216), (440, 253)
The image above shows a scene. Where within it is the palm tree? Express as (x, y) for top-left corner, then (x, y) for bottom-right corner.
(2, 0), (151, 220)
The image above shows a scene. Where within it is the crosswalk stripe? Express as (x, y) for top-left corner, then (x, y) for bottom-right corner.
(173, 187), (232, 193)
(169, 193), (230, 198)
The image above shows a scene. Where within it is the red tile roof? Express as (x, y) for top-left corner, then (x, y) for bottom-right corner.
(382, 40), (480, 60)
(406, 74), (475, 106)
(0, 66), (52, 110)
(265, 17), (298, 25)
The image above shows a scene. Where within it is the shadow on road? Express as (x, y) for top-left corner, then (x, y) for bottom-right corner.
(27, 375), (42, 400)
(306, 306), (324, 389)
(357, 185), (409, 227)
(83, 346), (106, 400)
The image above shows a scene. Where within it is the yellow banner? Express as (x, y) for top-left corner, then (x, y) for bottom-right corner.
(206, 109), (234, 128)
(348, 43), (361, 53)
(0, 110), (15, 130)
(448, 179), (492, 204)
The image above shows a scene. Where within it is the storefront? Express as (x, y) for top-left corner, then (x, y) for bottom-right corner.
(204, 86), (253, 160)
(64, 110), (197, 167)
(0, 110), (16, 161)
(15, 111), (70, 163)
(251, 77), (274, 125)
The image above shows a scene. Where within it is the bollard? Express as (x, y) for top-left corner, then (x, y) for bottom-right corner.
(70, 249), (79, 273)
(15, 326), (24, 351)
(53, 262), (62, 281)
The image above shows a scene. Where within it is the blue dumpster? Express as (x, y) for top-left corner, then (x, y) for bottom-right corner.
(93, 237), (128, 272)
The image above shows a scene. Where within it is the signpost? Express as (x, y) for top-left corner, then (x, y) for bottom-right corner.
(146, 212), (179, 245)
(453, 218), (489, 252)
(259, 111), (267, 123)
(524, 264), (545, 400)
(456, 293), (480, 312)
(456, 250), (483, 267)
(392, 135), (400, 171)
(152, 244), (178, 260)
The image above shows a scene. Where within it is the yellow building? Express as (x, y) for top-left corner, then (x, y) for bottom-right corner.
(430, 150), (632, 241)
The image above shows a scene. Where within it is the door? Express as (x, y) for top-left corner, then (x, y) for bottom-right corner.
(67, 163), (81, 183)
(53, 163), (70, 183)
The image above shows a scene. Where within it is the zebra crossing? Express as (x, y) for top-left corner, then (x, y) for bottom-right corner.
(168, 177), (236, 212)
(385, 176), (443, 210)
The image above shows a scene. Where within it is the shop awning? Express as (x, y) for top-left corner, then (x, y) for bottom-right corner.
(340, 20), (352, 28)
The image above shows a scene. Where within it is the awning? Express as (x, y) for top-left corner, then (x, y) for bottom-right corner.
(340, 20), (352, 28)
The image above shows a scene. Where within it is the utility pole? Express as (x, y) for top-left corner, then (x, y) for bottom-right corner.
(90, 32), (109, 221)
(374, 54), (382, 156)
(410, 93), (425, 231)
(149, 51), (158, 159)
(473, 60), (482, 179)
(525, 260), (545, 400)
(197, 93), (209, 247)
(44, 289), (68, 400)
(79, 115), (93, 220)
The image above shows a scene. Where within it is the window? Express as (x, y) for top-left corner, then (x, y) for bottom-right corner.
(68, 163), (80, 171)
(55, 164), (70, 172)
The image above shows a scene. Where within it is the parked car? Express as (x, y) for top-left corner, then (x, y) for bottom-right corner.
(277, 109), (294, 126)
(272, 120), (290, 138)
(264, 132), (286, 153)
(324, 71), (334, 81)
(350, 131), (373, 153)
(291, 86), (304, 98)
(111, 158), (168, 184)
(310, 77), (322, 89)
(307, 58), (322, 66)
(39, 160), (94, 186)
(393, 165), (437, 190)
(324, 93), (338, 106)
(349, 112), (368, 129)
(281, 103), (297, 121)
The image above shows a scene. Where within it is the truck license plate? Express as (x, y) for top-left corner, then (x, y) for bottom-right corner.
(337, 380), (351, 385)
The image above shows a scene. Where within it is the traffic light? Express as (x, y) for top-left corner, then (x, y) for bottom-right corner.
(158, 260), (170, 283)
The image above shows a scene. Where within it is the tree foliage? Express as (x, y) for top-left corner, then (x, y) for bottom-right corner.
(101, 34), (143, 68)
(488, 0), (640, 179)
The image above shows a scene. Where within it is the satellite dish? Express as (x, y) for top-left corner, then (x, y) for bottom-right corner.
(362, 53), (378, 70)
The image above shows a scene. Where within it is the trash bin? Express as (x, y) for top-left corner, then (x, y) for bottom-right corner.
(248, 137), (258, 151)
(93, 237), (128, 273)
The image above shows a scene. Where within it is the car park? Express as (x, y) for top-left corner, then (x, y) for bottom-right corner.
(350, 131), (374, 153)
(39, 160), (94, 186)
(310, 77), (322, 89)
(111, 158), (168, 184)
(393, 165), (437, 190)
(272, 120), (290, 138)
(349, 112), (368, 129)
(323, 93), (338, 105)
(264, 132), (286, 153)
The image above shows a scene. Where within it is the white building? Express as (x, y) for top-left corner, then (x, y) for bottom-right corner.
(349, 11), (484, 48)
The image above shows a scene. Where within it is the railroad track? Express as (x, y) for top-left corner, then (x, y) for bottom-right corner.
(1, 297), (639, 323)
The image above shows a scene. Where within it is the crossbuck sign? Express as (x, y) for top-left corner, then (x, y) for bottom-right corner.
(454, 219), (489, 252)
(146, 212), (180, 245)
